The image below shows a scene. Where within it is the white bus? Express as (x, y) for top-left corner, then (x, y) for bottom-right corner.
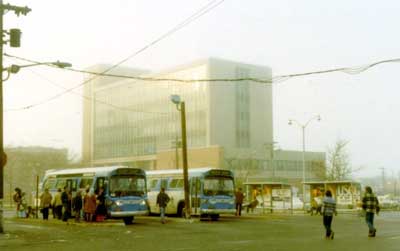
(41, 166), (149, 224)
(146, 168), (236, 220)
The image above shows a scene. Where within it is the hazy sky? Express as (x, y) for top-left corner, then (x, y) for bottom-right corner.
(4, 0), (400, 178)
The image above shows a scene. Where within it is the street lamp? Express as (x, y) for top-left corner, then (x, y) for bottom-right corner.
(170, 94), (191, 219)
(3, 61), (72, 81)
(288, 115), (321, 210)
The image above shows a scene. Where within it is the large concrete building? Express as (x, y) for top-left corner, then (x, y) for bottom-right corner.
(82, 58), (325, 184)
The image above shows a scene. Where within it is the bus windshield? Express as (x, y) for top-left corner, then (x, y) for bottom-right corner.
(109, 176), (146, 197)
(203, 177), (234, 196)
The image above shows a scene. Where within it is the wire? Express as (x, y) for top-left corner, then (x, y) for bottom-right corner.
(5, 57), (169, 115)
(6, 53), (400, 85)
(4, 0), (225, 112)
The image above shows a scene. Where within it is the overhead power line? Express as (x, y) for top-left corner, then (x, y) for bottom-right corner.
(5, 55), (400, 114)
(3, 0), (225, 112)
(5, 60), (168, 115)
(6, 53), (400, 84)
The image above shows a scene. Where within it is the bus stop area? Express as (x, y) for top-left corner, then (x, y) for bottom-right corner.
(243, 181), (299, 213)
(304, 180), (362, 209)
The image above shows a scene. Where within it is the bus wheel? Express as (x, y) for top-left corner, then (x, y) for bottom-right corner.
(177, 202), (185, 218)
(123, 216), (134, 225)
(211, 214), (219, 221)
(200, 214), (208, 221)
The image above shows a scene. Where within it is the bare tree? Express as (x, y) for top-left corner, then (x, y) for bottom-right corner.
(224, 156), (257, 188)
(326, 139), (352, 181)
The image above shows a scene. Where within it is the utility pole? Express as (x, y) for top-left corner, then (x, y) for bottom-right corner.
(180, 102), (191, 218)
(0, 1), (31, 233)
(170, 95), (191, 219)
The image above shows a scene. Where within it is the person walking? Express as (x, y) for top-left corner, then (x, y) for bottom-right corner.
(235, 187), (244, 216)
(322, 190), (337, 239)
(362, 186), (380, 237)
(52, 188), (63, 220)
(84, 189), (96, 222)
(40, 188), (53, 220)
(72, 191), (83, 222)
(156, 187), (170, 224)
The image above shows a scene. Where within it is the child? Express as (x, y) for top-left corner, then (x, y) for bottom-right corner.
(322, 190), (337, 239)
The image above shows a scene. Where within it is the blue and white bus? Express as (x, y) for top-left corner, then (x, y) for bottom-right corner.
(41, 166), (149, 224)
(147, 168), (236, 220)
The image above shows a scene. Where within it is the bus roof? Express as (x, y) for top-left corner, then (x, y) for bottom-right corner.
(44, 166), (142, 178)
(146, 167), (233, 177)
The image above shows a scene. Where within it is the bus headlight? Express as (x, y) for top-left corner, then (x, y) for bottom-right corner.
(140, 200), (146, 206)
(115, 200), (123, 206)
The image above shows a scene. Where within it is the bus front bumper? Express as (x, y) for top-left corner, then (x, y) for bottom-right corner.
(109, 210), (149, 218)
(200, 209), (236, 214)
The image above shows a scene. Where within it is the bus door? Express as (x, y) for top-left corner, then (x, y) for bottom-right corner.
(65, 179), (78, 196)
(95, 177), (106, 193)
(191, 177), (201, 214)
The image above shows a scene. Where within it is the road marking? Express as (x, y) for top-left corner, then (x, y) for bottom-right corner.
(389, 236), (400, 240)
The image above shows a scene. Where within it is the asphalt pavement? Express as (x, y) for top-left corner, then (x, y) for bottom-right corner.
(1, 210), (400, 251)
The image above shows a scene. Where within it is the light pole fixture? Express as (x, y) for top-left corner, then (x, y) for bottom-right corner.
(3, 61), (72, 81)
(288, 115), (321, 210)
(170, 94), (191, 219)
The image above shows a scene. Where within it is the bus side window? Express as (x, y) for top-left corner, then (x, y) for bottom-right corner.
(44, 178), (56, 190)
(80, 178), (94, 190)
(148, 179), (159, 191)
(160, 179), (168, 190)
(56, 179), (66, 190)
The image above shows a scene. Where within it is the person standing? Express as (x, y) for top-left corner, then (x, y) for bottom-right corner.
(52, 188), (63, 220)
(40, 188), (53, 220)
(362, 186), (380, 237)
(72, 191), (83, 222)
(13, 188), (22, 217)
(95, 187), (107, 222)
(61, 186), (71, 222)
(84, 189), (96, 222)
(235, 187), (244, 216)
(156, 187), (170, 224)
(322, 190), (337, 239)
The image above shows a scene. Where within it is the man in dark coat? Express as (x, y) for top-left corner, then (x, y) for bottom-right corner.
(61, 186), (70, 222)
(156, 187), (170, 224)
(362, 186), (380, 237)
(72, 191), (83, 222)
(235, 188), (244, 216)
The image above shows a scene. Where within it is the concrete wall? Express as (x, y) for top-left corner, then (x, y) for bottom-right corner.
(156, 145), (223, 170)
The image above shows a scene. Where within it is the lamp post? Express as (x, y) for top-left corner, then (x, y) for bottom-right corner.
(288, 115), (321, 210)
(0, 60), (71, 231)
(170, 94), (191, 219)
